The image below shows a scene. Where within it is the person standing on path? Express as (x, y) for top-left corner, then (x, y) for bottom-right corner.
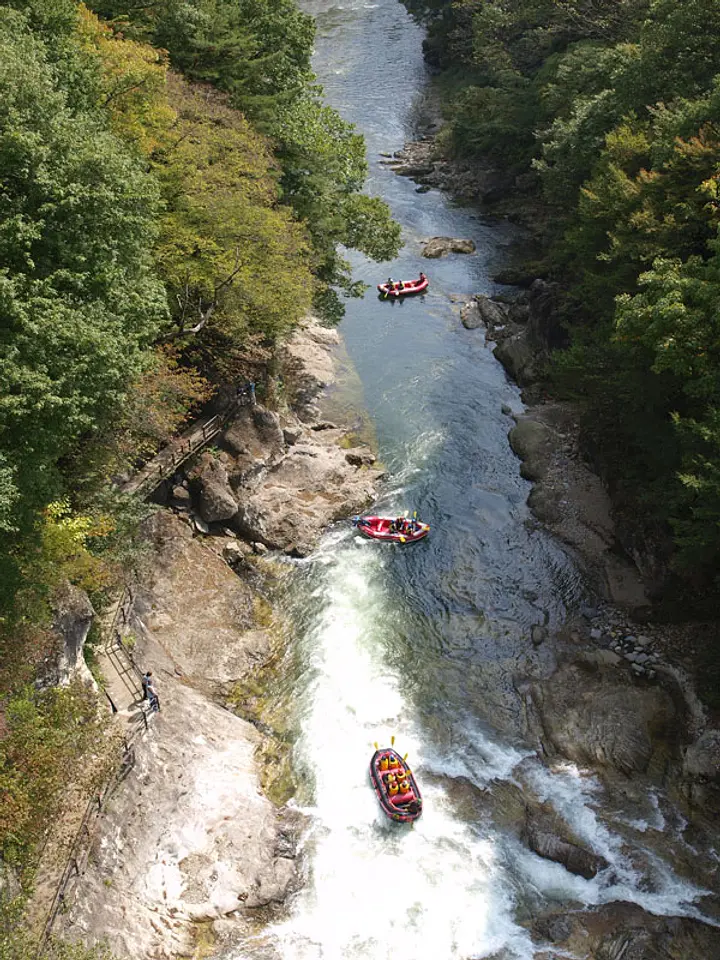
(141, 670), (160, 712)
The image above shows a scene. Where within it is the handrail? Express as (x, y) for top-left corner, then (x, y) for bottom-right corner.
(119, 391), (253, 500)
(37, 588), (147, 953)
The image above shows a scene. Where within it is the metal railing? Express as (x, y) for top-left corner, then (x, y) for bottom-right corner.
(38, 385), (257, 948)
(38, 736), (137, 951)
(37, 589), (149, 952)
(120, 390), (254, 500)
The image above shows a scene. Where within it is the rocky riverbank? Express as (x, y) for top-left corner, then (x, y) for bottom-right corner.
(383, 135), (720, 955)
(54, 319), (383, 959)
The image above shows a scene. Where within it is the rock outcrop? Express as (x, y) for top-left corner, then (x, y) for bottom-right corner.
(62, 685), (299, 959)
(528, 902), (720, 960)
(493, 334), (537, 385)
(37, 582), (96, 689)
(232, 433), (379, 556)
(169, 321), (383, 557)
(530, 659), (679, 776)
(684, 729), (720, 783)
(131, 512), (271, 692)
(509, 406), (649, 609)
(191, 453), (238, 523)
(422, 236), (476, 258)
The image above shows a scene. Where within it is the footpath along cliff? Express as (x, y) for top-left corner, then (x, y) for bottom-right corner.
(54, 321), (382, 959)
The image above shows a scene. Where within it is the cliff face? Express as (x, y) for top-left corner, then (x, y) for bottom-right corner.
(56, 319), (380, 959)
(63, 683), (297, 959)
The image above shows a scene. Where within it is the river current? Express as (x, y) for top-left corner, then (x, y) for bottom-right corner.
(233, 1), (709, 957)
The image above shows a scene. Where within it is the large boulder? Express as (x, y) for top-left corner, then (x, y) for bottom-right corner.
(37, 582), (96, 688)
(475, 295), (508, 327)
(232, 440), (380, 555)
(422, 236), (476, 258)
(192, 453), (238, 524)
(460, 301), (484, 330)
(684, 729), (720, 783)
(493, 333), (536, 384)
(509, 418), (551, 462)
(222, 403), (286, 480)
(524, 817), (608, 880)
(530, 660), (679, 776)
(251, 405), (284, 447)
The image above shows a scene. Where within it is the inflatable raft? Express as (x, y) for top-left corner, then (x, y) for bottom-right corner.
(370, 747), (423, 823)
(377, 276), (429, 298)
(352, 515), (429, 544)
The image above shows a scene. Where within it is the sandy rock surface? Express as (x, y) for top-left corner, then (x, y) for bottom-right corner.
(61, 686), (297, 959)
(131, 511), (271, 691)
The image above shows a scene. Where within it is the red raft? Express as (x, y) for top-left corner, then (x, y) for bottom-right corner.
(377, 276), (429, 298)
(352, 515), (429, 544)
(370, 748), (423, 823)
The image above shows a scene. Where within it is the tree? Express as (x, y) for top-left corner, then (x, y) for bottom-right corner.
(153, 76), (314, 343)
(0, 9), (166, 600)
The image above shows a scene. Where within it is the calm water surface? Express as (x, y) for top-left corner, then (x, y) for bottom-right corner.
(231, 2), (708, 956)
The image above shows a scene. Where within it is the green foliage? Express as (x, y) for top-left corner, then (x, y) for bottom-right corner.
(0, 681), (106, 869)
(87, 0), (401, 322)
(0, 8), (166, 591)
(87, 0), (315, 124)
(275, 90), (402, 317)
(154, 76), (314, 342)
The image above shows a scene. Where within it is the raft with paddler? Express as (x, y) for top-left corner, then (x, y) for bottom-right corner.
(369, 737), (423, 823)
(352, 512), (429, 544)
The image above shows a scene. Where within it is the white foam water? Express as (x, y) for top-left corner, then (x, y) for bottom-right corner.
(521, 763), (709, 919)
(264, 544), (534, 960)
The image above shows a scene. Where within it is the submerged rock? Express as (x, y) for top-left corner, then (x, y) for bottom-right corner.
(528, 902), (720, 959)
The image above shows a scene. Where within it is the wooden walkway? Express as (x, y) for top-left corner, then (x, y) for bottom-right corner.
(119, 400), (244, 499)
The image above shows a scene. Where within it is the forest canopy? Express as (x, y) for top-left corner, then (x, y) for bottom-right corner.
(0, 0), (401, 687)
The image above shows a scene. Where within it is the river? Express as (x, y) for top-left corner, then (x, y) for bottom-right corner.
(234, 1), (709, 956)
